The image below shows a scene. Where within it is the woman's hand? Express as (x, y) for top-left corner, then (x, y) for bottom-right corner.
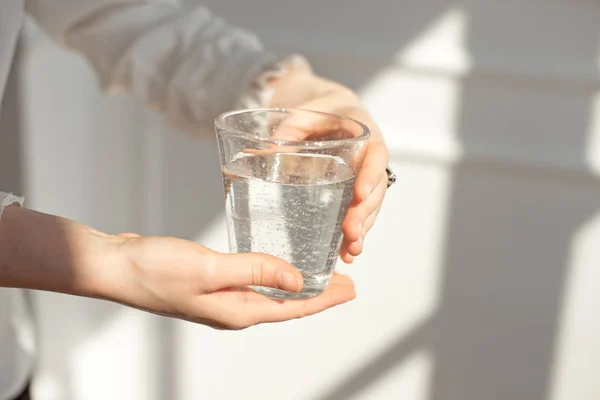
(106, 234), (355, 330)
(0, 206), (354, 330)
(269, 66), (390, 263)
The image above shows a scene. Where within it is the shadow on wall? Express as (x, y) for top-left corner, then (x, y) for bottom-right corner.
(318, 3), (600, 400)
(3, 1), (600, 399)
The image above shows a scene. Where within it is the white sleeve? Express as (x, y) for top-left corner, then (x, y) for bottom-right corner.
(25, 0), (287, 136)
(0, 192), (24, 221)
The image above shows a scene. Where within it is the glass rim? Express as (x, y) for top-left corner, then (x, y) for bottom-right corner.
(215, 108), (370, 149)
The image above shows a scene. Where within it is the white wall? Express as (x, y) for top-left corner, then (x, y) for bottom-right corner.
(4, 1), (600, 399)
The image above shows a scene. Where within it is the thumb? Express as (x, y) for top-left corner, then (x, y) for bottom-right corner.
(214, 253), (304, 292)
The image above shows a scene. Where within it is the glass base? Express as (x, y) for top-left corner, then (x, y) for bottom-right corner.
(250, 285), (326, 300)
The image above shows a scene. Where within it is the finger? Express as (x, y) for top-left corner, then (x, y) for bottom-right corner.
(340, 251), (355, 264)
(342, 172), (387, 243)
(355, 140), (389, 202)
(201, 273), (354, 329)
(362, 204), (381, 237)
(329, 272), (353, 285)
(271, 99), (369, 144)
(345, 237), (363, 258)
(271, 105), (343, 142)
(339, 242), (355, 264)
(257, 283), (356, 324)
(272, 116), (332, 142)
(213, 252), (303, 293)
(246, 274), (356, 324)
(345, 206), (381, 257)
(336, 108), (388, 202)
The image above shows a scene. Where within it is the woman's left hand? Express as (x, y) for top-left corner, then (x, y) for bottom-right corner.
(269, 66), (390, 263)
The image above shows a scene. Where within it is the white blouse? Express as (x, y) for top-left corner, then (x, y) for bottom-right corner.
(0, 1), (308, 398)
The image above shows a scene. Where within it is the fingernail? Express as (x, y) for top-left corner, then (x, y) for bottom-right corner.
(277, 271), (302, 291)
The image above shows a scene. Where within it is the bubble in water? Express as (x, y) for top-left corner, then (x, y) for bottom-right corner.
(222, 152), (355, 299)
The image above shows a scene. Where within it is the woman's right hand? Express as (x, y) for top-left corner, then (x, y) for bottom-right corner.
(0, 206), (355, 330)
(104, 234), (356, 330)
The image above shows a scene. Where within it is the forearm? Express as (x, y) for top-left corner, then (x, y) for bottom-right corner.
(0, 205), (119, 297)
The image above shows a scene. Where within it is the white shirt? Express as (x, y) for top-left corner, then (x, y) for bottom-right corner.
(0, 1), (305, 398)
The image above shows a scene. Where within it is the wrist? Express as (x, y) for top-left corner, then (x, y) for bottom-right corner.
(74, 229), (131, 300)
(237, 54), (315, 110)
(0, 205), (125, 299)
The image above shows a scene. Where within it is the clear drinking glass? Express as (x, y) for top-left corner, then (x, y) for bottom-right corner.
(215, 108), (370, 299)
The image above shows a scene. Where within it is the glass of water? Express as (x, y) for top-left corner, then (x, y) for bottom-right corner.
(215, 108), (370, 299)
